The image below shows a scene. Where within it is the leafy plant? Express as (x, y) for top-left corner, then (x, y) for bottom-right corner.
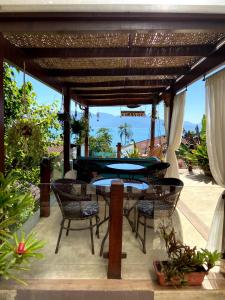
(89, 128), (113, 154)
(0, 172), (36, 233)
(159, 225), (221, 285)
(0, 231), (45, 284)
(126, 140), (140, 158)
(0, 172), (44, 284)
(4, 64), (61, 186)
(177, 115), (210, 175)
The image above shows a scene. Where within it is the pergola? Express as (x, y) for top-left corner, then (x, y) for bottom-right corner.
(0, 11), (225, 281)
(0, 12), (225, 175)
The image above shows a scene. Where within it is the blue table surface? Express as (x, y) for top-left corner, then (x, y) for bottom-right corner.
(92, 178), (149, 190)
(106, 163), (145, 171)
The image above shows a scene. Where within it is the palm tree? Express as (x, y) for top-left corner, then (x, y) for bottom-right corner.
(118, 123), (133, 145)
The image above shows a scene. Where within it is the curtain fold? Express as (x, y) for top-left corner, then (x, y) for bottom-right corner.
(205, 69), (225, 252)
(165, 91), (186, 179)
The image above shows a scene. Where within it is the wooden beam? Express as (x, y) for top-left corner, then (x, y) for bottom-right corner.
(47, 67), (188, 77)
(0, 34), (63, 94)
(72, 88), (164, 95)
(85, 98), (155, 106)
(69, 80), (172, 88)
(0, 36), (4, 174)
(1, 12), (225, 32)
(108, 181), (124, 279)
(174, 43), (225, 92)
(81, 94), (153, 100)
(150, 103), (156, 150)
(84, 106), (89, 158)
(63, 87), (71, 174)
(23, 45), (213, 58)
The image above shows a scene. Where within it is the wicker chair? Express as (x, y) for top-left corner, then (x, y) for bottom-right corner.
(136, 177), (183, 254)
(52, 178), (100, 254)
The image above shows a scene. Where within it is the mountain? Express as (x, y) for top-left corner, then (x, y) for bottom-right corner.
(84, 112), (200, 146)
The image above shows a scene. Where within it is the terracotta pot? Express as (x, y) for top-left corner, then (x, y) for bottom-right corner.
(153, 261), (207, 286)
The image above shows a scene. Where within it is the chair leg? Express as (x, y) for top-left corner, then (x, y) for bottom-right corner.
(133, 206), (137, 232)
(95, 215), (100, 238)
(66, 219), (71, 236)
(100, 225), (109, 257)
(143, 216), (147, 254)
(136, 212), (140, 238)
(55, 219), (65, 254)
(90, 218), (95, 255)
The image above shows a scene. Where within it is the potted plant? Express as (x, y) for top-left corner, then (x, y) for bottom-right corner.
(57, 111), (70, 123)
(153, 226), (221, 286)
(71, 117), (83, 135)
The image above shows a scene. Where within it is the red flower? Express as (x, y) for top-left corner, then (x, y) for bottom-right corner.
(16, 242), (26, 254)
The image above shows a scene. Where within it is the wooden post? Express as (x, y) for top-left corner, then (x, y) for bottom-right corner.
(40, 157), (51, 217)
(0, 36), (4, 174)
(150, 103), (156, 151)
(84, 106), (89, 157)
(108, 181), (124, 279)
(168, 90), (175, 144)
(116, 142), (122, 158)
(63, 87), (71, 174)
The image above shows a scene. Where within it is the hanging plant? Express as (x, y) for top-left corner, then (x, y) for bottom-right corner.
(71, 117), (83, 134)
(57, 112), (71, 123)
(6, 118), (46, 166)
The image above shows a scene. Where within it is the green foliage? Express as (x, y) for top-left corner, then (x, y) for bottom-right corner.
(4, 64), (61, 185)
(0, 172), (35, 234)
(177, 115), (210, 174)
(118, 123), (133, 145)
(89, 128), (113, 154)
(0, 231), (45, 284)
(0, 172), (44, 284)
(160, 225), (221, 285)
(126, 140), (140, 158)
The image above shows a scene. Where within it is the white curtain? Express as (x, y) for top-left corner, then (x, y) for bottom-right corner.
(165, 91), (186, 179)
(164, 103), (169, 138)
(205, 69), (225, 252)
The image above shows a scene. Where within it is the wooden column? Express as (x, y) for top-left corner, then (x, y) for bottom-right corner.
(63, 87), (71, 174)
(116, 142), (122, 158)
(150, 103), (156, 150)
(0, 36), (4, 174)
(40, 157), (51, 217)
(84, 106), (89, 157)
(108, 181), (124, 279)
(168, 90), (175, 144)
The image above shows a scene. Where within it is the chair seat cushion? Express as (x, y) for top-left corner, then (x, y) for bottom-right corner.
(64, 201), (99, 218)
(137, 200), (154, 217)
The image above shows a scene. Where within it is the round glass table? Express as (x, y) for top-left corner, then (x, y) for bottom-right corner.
(106, 163), (145, 171)
(92, 177), (149, 190)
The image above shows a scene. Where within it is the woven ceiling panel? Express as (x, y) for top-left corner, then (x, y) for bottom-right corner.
(3, 32), (130, 48)
(132, 32), (225, 46)
(3, 32), (224, 48)
(34, 56), (196, 69)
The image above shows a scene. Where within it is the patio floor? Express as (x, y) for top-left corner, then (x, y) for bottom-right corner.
(11, 168), (224, 282)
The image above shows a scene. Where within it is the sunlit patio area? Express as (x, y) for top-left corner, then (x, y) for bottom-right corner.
(1, 5), (225, 300)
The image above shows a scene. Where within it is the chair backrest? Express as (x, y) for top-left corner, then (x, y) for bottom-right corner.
(146, 162), (170, 181)
(52, 178), (88, 216)
(153, 177), (184, 215)
(140, 177), (183, 216)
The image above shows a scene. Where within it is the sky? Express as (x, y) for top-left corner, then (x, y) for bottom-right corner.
(15, 65), (224, 125)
